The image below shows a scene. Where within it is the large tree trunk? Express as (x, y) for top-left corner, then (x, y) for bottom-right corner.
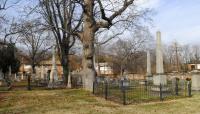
(3, 73), (12, 90)
(27, 63), (36, 90)
(82, 0), (96, 91)
(61, 53), (69, 87)
(82, 36), (96, 91)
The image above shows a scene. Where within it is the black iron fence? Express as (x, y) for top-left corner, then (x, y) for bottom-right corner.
(93, 80), (192, 105)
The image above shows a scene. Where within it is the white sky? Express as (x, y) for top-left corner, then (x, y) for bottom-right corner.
(139, 0), (200, 45)
(4, 0), (200, 45)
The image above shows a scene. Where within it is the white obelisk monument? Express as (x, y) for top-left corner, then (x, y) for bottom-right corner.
(48, 45), (58, 87)
(153, 31), (167, 85)
(146, 50), (152, 81)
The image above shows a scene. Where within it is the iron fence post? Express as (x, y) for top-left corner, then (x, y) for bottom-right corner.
(93, 81), (95, 94)
(105, 81), (108, 100)
(175, 81), (178, 96)
(160, 83), (163, 101)
(145, 80), (147, 91)
(188, 81), (192, 97)
(122, 81), (126, 105)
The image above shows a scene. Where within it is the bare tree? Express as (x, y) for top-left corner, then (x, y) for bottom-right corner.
(37, 0), (151, 90)
(109, 29), (151, 76)
(181, 44), (191, 72)
(191, 45), (200, 68)
(0, 0), (21, 20)
(38, 0), (82, 86)
(0, 0), (7, 10)
(18, 19), (52, 89)
(75, 0), (151, 91)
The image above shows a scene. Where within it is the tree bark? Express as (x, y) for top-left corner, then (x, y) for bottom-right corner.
(82, 35), (96, 91)
(82, 0), (97, 91)
(60, 51), (69, 86)
(27, 74), (31, 90)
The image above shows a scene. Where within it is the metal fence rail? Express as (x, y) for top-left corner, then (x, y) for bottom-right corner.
(93, 80), (192, 105)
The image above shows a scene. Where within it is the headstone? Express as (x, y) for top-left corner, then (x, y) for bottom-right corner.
(153, 31), (167, 85)
(171, 78), (176, 88)
(192, 70), (200, 91)
(146, 50), (153, 81)
(67, 72), (72, 88)
(48, 45), (58, 88)
(32, 73), (36, 82)
(179, 79), (185, 89)
(40, 65), (45, 79)
(14, 73), (17, 80)
(123, 79), (129, 87)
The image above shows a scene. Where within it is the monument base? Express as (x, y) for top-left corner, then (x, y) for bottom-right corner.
(146, 75), (153, 82)
(151, 74), (169, 92)
(192, 71), (200, 91)
(48, 82), (58, 88)
(153, 74), (167, 85)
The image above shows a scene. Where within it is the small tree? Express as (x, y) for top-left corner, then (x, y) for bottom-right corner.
(109, 29), (151, 75)
(19, 20), (52, 73)
(18, 19), (52, 90)
(0, 43), (20, 89)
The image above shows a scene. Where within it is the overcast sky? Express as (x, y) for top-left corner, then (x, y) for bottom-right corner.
(4, 0), (200, 45)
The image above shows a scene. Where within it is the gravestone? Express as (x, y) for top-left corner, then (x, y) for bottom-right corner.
(48, 45), (58, 88)
(179, 79), (185, 89)
(153, 31), (167, 85)
(171, 78), (176, 88)
(40, 65), (45, 80)
(120, 77), (129, 89)
(67, 71), (72, 88)
(21, 72), (24, 80)
(146, 50), (153, 81)
(192, 70), (200, 91)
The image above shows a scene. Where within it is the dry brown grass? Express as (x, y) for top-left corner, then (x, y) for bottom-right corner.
(0, 89), (200, 114)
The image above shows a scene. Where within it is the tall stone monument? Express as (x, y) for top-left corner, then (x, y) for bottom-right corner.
(48, 45), (58, 88)
(153, 31), (167, 85)
(146, 50), (152, 81)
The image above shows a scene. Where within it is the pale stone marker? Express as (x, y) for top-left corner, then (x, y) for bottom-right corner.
(192, 70), (200, 91)
(146, 50), (153, 81)
(67, 71), (72, 88)
(14, 73), (17, 80)
(48, 45), (58, 88)
(21, 73), (24, 80)
(153, 31), (167, 85)
(21, 64), (25, 80)
(40, 65), (44, 79)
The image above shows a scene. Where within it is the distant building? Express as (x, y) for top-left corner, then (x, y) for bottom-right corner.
(187, 63), (200, 71)
(18, 54), (82, 80)
(95, 63), (113, 75)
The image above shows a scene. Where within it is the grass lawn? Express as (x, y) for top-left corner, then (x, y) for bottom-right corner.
(0, 89), (200, 114)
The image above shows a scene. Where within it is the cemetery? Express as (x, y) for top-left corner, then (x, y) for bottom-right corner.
(93, 31), (192, 105)
(1, 0), (200, 114)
